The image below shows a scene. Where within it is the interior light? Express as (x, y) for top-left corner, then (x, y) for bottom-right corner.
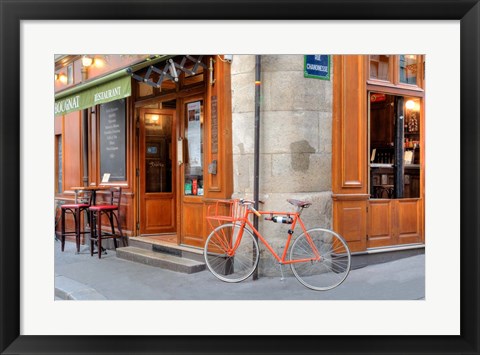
(405, 100), (415, 110)
(150, 115), (159, 122)
(82, 55), (93, 67)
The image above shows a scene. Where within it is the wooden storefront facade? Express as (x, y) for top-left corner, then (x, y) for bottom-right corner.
(332, 55), (425, 252)
(55, 55), (233, 248)
(55, 54), (425, 256)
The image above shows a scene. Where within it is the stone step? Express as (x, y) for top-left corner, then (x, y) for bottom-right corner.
(128, 237), (205, 263)
(351, 244), (425, 270)
(116, 246), (206, 274)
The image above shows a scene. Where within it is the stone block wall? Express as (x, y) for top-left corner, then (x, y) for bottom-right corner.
(231, 55), (333, 276)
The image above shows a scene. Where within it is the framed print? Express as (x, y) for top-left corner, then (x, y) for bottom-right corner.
(1, 0), (479, 354)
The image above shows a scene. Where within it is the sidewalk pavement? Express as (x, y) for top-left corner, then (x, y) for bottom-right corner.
(55, 240), (425, 300)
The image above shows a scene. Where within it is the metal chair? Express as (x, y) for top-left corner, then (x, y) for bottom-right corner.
(60, 190), (93, 253)
(88, 187), (127, 258)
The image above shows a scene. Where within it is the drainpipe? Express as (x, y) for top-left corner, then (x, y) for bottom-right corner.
(82, 109), (89, 187)
(253, 55), (261, 280)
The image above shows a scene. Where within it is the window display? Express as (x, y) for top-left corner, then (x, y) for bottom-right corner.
(184, 100), (204, 196)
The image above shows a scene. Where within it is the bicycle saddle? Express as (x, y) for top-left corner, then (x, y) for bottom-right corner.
(287, 199), (312, 208)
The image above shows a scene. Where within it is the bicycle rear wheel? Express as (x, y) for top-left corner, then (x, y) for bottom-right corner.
(204, 223), (259, 283)
(290, 228), (351, 291)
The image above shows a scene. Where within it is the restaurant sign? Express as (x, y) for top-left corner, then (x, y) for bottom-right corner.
(54, 75), (131, 115)
(304, 55), (330, 80)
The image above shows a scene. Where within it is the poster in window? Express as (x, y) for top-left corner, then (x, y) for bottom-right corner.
(187, 101), (202, 168)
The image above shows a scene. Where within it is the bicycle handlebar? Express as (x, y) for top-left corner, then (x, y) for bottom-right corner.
(239, 198), (255, 205)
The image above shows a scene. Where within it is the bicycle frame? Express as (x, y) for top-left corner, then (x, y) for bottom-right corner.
(231, 207), (321, 265)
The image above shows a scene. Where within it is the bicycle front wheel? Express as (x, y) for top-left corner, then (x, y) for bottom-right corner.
(290, 228), (351, 291)
(204, 223), (259, 283)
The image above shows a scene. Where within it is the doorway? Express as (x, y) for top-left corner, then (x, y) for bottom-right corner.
(138, 108), (176, 235)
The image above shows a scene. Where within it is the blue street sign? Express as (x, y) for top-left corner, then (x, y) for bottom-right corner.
(304, 55), (330, 80)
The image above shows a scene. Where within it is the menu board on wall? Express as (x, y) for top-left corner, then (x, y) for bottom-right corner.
(100, 99), (126, 181)
(211, 96), (218, 154)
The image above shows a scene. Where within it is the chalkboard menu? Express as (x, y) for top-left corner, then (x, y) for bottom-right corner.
(100, 99), (126, 181)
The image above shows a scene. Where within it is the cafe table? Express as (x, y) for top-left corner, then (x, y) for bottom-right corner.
(69, 185), (112, 255)
(70, 185), (111, 205)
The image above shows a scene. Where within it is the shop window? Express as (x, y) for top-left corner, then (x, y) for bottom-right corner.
(99, 99), (127, 182)
(56, 134), (62, 193)
(399, 55), (418, 85)
(369, 55), (391, 81)
(67, 64), (73, 84)
(145, 113), (173, 193)
(183, 100), (204, 196)
(369, 93), (421, 199)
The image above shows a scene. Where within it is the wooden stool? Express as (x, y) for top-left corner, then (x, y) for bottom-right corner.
(88, 187), (127, 258)
(60, 190), (92, 253)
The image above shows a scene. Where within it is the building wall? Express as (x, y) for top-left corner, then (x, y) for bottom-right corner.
(231, 55), (334, 275)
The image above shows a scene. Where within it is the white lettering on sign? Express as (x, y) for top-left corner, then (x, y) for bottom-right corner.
(306, 63), (328, 72)
(94, 86), (122, 103)
(55, 95), (80, 115)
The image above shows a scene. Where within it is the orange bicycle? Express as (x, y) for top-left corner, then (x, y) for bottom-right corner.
(204, 199), (351, 291)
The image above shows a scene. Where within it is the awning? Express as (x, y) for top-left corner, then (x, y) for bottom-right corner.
(54, 75), (131, 115)
(54, 55), (170, 115)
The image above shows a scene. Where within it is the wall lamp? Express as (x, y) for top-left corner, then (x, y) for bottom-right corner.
(81, 55), (93, 81)
(82, 55), (94, 67)
(56, 73), (67, 84)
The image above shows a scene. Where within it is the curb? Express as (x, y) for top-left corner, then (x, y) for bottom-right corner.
(55, 274), (107, 300)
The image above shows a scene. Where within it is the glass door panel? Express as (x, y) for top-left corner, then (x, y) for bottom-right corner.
(144, 113), (173, 193)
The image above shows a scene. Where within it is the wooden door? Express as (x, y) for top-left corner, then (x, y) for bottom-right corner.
(179, 97), (205, 247)
(139, 109), (176, 235)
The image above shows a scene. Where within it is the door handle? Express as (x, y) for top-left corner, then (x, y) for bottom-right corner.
(177, 137), (183, 166)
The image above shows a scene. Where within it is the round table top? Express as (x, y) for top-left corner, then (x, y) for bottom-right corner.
(69, 185), (112, 191)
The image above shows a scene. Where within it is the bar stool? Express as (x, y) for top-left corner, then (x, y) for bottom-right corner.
(88, 187), (127, 258)
(60, 190), (93, 254)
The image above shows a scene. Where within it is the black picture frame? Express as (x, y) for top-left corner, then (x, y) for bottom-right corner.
(1, 1), (479, 354)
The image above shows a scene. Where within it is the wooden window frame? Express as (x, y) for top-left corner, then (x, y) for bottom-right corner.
(368, 55), (395, 85)
(394, 55), (424, 90)
(368, 55), (425, 91)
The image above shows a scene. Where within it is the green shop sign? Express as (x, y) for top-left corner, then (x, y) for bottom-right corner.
(54, 75), (131, 115)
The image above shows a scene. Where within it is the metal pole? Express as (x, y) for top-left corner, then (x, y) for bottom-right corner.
(82, 109), (89, 250)
(253, 55), (261, 280)
(82, 109), (89, 187)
